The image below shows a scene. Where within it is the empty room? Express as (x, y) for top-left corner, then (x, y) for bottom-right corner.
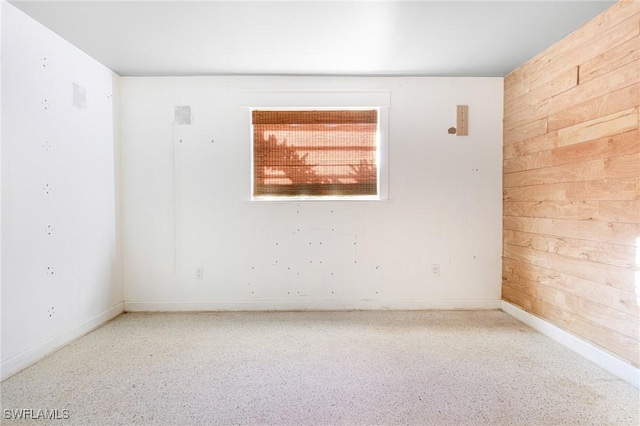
(1, 0), (639, 424)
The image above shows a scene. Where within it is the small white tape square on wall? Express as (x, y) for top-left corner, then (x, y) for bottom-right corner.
(72, 83), (86, 109)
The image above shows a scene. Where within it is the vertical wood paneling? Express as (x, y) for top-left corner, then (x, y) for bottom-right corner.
(503, 0), (640, 368)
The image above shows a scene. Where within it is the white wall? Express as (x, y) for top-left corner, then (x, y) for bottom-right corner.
(121, 76), (503, 311)
(1, 2), (122, 379)
(0, 0), (4, 370)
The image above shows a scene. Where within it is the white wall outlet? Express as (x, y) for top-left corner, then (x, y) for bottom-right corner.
(195, 266), (204, 279)
(431, 264), (440, 277)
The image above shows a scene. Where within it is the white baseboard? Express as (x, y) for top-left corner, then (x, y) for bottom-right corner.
(124, 298), (502, 312)
(501, 301), (639, 388)
(1, 302), (124, 381)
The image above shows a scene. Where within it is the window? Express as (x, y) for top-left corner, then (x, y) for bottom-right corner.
(252, 109), (379, 199)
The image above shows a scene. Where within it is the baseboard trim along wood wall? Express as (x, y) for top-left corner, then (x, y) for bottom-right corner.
(502, 300), (639, 388)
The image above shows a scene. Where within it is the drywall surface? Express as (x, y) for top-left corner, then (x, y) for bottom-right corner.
(1, 2), (122, 379)
(0, 1), (4, 367)
(120, 76), (503, 310)
(502, 0), (639, 367)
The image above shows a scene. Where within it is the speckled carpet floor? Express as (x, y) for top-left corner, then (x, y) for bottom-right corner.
(1, 310), (638, 425)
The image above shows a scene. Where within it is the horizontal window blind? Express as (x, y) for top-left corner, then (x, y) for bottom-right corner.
(252, 110), (378, 197)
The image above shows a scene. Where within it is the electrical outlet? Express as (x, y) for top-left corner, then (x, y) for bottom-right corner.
(431, 264), (440, 277)
(195, 266), (204, 280)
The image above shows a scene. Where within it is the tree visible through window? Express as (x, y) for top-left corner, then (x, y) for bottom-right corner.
(252, 109), (378, 198)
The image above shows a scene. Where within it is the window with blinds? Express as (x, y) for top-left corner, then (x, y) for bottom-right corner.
(252, 109), (379, 199)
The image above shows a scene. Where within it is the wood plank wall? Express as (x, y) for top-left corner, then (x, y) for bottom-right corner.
(502, 0), (640, 367)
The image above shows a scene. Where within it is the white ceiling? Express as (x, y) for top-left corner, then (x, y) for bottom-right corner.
(10, 0), (615, 77)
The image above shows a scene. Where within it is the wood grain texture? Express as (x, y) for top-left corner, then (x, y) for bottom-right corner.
(502, 285), (639, 366)
(504, 118), (548, 146)
(504, 67), (577, 124)
(503, 200), (640, 224)
(548, 59), (639, 115)
(503, 244), (635, 292)
(548, 83), (639, 132)
(556, 107), (638, 147)
(503, 257), (638, 316)
(503, 2), (640, 367)
(503, 154), (640, 188)
(502, 216), (638, 246)
(503, 131), (557, 160)
(503, 129), (639, 173)
(504, 99), (550, 134)
(456, 105), (468, 136)
(503, 178), (639, 202)
(579, 34), (640, 85)
(502, 272), (638, 340)
(503, 229), (636, 269)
